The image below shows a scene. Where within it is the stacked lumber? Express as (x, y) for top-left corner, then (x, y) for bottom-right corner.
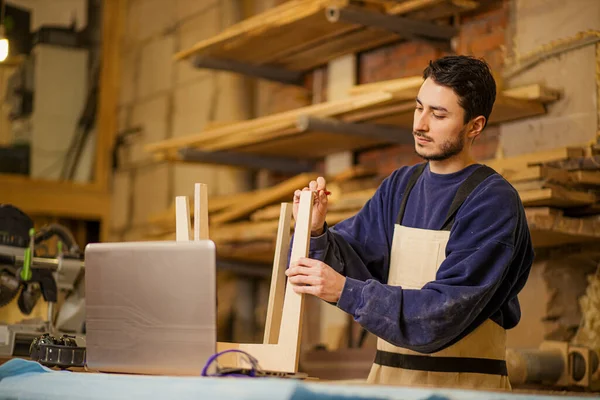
(146, 166), (384, 263)
(174, 0), (477, 72)
(145, 77), (556, 161)
(492, 146), (600, 248)
(148, 147), (600, 263)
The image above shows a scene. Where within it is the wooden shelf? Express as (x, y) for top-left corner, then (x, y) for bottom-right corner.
(174, 0), (476, 84)
(527, 208), (600, 248)
(0, 174), (111, 240)
(145, 78), (554, 171)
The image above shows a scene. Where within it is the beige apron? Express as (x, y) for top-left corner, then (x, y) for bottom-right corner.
(366, 164), (511, 390)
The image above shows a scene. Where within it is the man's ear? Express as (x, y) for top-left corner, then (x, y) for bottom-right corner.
(468, 116), (486, 140)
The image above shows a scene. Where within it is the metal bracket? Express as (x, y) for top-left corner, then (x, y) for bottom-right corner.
(191, 55), (306, 86)
(326, 4), (457, 48)
(179, 147), (315, 174)
(296, 116), (414, 145)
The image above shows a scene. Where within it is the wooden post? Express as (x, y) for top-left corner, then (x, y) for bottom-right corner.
(175, 196), (190, 242)
(194, 183), (209, 241)
(263, 203), (293, 344)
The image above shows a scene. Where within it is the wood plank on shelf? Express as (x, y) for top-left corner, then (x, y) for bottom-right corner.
(486, 146), (588, 173)
(145, 77), (551, 162)
(519, 186), (597, 208)
(145, 90), (396, 154)
(174, 0), (477, 73)
(526, 207), (600, 248)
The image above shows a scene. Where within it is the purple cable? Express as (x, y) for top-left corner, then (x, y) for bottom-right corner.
(201, 349), (262, 378)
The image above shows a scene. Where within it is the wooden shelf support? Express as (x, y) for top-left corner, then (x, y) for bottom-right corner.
(191, 55), (306, 86)
(296, 116), (414, 145)
(178, 148), (315, 174)
(326, 4), (458, 44)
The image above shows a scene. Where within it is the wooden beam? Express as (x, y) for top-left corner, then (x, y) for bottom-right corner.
(264, 203), (293, 344)
(95, 0), (126, 192)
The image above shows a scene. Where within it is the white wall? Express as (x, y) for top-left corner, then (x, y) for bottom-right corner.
(111, 0), (253, 240)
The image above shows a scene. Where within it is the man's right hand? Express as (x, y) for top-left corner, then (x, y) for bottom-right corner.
(293, 176), (329, 236)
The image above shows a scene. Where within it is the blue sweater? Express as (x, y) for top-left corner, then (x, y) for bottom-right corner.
(309, 163), (534, 354)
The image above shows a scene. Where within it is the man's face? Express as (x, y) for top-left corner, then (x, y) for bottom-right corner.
(413, 77), (468, 161)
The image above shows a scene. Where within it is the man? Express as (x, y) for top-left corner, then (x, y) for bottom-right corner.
(286, 55), (534, 390)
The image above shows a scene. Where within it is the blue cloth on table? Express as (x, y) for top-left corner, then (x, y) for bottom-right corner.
(0, 359), (591, 400)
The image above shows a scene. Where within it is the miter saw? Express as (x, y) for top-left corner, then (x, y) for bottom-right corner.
(0, 204), (85, 357)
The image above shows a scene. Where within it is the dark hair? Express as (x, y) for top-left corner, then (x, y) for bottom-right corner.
(422, 55), (496, 128)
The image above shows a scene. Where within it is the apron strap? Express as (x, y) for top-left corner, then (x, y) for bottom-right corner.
(374, 350), (508, 376)
(440, 165), (496, 231)
(396, 163), (427, 225)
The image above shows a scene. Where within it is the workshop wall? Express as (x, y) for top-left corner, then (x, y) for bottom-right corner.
(111, 0), (255, 242)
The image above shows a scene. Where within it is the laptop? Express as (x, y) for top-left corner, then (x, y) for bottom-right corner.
(84, 240), (216, 376)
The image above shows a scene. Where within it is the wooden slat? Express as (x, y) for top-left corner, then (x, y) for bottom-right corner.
(194, 183), (209, 241)
(275, 190), (312, 371)
(175, 196), (191, 242)
(264, 203), (293, 344)
(211, 173), (313, 225)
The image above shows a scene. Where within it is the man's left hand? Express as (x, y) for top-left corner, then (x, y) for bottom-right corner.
(285, 257), (346, 303)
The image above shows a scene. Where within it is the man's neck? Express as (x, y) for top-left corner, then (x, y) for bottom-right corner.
(429, 153), (476, 174)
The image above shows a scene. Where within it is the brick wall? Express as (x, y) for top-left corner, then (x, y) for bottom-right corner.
(356, 1), (508, 176)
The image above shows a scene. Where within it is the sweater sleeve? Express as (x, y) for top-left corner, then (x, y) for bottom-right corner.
(336, 178), (531, 353)
(307, 170), (404, 284)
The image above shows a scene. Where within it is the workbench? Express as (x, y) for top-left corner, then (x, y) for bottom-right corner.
(0, 359), (594, 400)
